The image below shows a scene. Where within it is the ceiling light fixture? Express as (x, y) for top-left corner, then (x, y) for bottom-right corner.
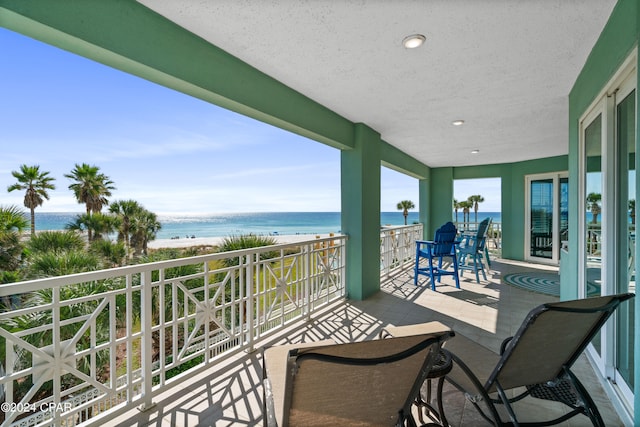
(402, 34), (426, 49)
(471, 149), (480, 154)
(452, 120), (465, 126)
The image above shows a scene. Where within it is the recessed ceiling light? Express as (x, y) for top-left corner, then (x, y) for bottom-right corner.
(471, 149), (480, 154)
(452, 120), (465, 126)
(402, 34), (426, 49)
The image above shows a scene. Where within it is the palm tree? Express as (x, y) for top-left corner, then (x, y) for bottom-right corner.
(629, 199), (635, 225)
(109, 199), (142, 255)
(0, 205), (28, 233)
(66, 212), (118, 242)
(396, 200), (415, 225)
(130, 209), (162, 256)
(459, 200), (473, 229)
(7, 164), (56, 236)
(0, 205), (29, 273)
(453, 199), (460, 223)
(0, 229), (24, 271)
(468, 194), (485, 224)
(586, 192), (602, 224)
(65, 163), (116, 240)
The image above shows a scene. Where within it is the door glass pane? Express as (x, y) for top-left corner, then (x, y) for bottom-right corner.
(585, 113), (602, 354)
(559, 177), (569, 245)
(530, 179), (553, 259)
(585, 114), (603, 296)
(616, 89), (635, 389)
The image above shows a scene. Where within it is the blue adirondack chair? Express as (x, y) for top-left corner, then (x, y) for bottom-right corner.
(414, 221), (460, 290)
(457, 218), (490, 283)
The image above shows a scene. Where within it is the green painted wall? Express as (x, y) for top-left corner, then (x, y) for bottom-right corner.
(430, 156), (568, 260)
(568, 0), (638, 298)
(567, 0), (638, 420)
(501, 156), (568, 260)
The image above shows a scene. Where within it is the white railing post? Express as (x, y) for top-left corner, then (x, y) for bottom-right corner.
(139, 269), (155, 411)
(304, 243), (311, 320)
(126, 273), (134, 402)
(245, 254), (255, 353)
(380, 231), (389, 276)
(52, 286), (61, 426)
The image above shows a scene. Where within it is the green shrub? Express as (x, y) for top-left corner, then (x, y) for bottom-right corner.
(90, 239), (127, 267)
(28, 230), (85, 253)
(216, 234), (278, 266)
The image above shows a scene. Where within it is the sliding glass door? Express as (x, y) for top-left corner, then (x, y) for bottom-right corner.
(526, 173), (568, 264)
(579, 65), (636, 406)
(615, 85), (635, 398)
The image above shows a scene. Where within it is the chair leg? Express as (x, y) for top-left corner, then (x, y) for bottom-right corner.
(484, 246), (491, 268)
(496, 382), (520, 426)
(440, 350), (503, 426)
(457, 253), (465, 277)
(436, 377), (450, 427)
(564, 367), (606, 427)
(473, 257), (480, 283)
(452, 255), (460, 289)
(414, 247), (420, 286)
(478, 254), (487, 281)
(428, 258), (437, 291)
(471, 254), (487, 283)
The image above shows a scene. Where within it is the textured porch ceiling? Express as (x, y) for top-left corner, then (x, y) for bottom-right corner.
(138, 0), (616, 168)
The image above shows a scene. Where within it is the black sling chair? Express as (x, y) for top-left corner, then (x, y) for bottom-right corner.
(263, 329), (454, 426)
(440, 293), (634, 426)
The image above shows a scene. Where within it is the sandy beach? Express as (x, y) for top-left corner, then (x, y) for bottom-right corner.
(147, 234), (334, 249)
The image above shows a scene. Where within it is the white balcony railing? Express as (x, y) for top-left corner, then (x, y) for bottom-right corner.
(0, 236), (346, 427)
(454, 220), (502, 250)
(380, 224), (423, 276)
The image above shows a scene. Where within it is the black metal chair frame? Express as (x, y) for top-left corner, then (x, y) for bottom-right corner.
(263, 330), (454, 427)
(440, 293), (634, 427)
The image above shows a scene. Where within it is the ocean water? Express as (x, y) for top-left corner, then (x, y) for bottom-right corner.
(31, 211), (502, 240)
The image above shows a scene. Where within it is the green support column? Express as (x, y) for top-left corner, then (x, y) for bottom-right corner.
(429, 168), (454, 232)
(499, 165), (515, 260)
(419, 178), (430, 239)
(341, 123), (381, 300)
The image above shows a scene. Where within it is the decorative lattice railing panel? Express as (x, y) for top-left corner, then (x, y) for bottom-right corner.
(380, 224), (423, 276)
(0, 236), (346, 426)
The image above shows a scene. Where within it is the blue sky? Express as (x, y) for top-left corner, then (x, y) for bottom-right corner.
(0, 28), (500, 214)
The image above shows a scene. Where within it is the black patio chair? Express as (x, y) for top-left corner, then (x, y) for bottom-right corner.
(439, 293), (634, 426)
(262, 329), (454, 426)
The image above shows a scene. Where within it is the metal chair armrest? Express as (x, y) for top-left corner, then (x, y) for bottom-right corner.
(499, 336), (514, 355)
(263, 378), (278, 427)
